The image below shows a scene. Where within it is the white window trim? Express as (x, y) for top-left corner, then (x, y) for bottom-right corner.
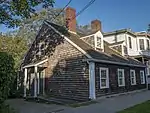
(139, 39), (145, 50)
(99, 67), (109, 89)
(130, 70), (136, 85)
(96, 36), (101, 48)
(140, 70), (145, 84)
(117, 69), (125, 87)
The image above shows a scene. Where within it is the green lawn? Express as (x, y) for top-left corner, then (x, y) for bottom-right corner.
(118, 100), (150, 113)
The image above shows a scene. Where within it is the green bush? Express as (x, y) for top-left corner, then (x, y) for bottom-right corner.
(0, 103), (16, 113)
(0, 52), (15, 104)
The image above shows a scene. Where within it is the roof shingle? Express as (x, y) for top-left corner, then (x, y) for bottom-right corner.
(46, 21), (145, 67)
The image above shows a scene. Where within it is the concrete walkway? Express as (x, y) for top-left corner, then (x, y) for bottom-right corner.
(6, 99), (67, 113)
(61, 90), (150, 113)
(7, 90), (150, 113)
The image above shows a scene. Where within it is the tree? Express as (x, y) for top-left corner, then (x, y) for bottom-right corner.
(0, 52), (15, 104)
(0, 0), (55, 28)
(0, 35), (28, 70)
(17, 8), (65, 45)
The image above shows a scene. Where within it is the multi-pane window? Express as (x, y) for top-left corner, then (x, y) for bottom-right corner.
(128, 37), (132, 49)
(147, 39), (150, 50)
(96, 37), (101, 48)
(130, 70), (136, 85)
(140, 70), (145, 84)
(139, 39), (145, 50)
(99, 68), (109, 89)
(118, 69), (125, 86)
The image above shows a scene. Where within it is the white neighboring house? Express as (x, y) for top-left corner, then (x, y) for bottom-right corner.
(103, 29), (150, 75)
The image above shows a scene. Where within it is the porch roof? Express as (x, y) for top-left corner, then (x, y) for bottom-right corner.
(22, 59), (48, 69)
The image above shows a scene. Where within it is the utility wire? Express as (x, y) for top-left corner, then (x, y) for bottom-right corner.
(69, 0), (96, 22)
(51, 0), (72, 21)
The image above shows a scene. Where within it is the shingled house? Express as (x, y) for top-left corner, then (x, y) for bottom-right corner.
(22, 7), (147, 101)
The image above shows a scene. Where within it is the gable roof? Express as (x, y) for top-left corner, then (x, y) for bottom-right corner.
(103, 29), (136, 37)
(41, 21), (146, 67)
(103, 29), (150, 38)
(135, 32), (150, 38)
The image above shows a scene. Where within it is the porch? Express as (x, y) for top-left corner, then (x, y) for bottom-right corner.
(22, 59), (48, 98)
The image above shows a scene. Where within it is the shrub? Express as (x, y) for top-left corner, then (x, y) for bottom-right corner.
(0, 52), (15, 104)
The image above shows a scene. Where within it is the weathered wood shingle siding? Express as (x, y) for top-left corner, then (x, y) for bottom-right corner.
(45, 39), (89, 101)
(95, 63), (146, 97)
(22, 23), (90, 101)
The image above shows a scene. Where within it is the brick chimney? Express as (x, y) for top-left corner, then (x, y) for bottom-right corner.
(65, 7), (76, 33)
(91, 20), (102, 32)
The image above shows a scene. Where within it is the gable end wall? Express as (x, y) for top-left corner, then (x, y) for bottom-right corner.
(45, 40), (90, 101)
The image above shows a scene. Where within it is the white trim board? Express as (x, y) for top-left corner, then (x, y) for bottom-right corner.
(89, 62), (96, 99)
(80, 32), (98, 39)
(87, 59), (146, 67)
(23, 59), (48, 68)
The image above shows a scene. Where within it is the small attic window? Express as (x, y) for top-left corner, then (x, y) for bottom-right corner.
(96, 36), (101, 48)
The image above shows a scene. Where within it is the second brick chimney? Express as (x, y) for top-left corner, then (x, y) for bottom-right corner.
(91, 20), (102, 32)
(65, 7), (76, 33)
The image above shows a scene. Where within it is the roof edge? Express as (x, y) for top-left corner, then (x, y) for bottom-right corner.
(44, 21), (93, 59)
(103, 29), (136, 37)
(88, 58), (146, 67)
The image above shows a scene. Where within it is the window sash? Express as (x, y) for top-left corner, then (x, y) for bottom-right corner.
(130, 70), (136, 85)
(139, 39), (145, 50)
(140, 71), (145, 84)
(96, 37), (101, 48)
(128, 37), (132, 49)
(100, 68), (109, 89)
(147, 40), (150, 50)
(118, 69), (125, 86)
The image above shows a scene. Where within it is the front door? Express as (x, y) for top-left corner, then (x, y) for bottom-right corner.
(39, 70), (45, 95)
(29, 70), (45, 96)
(30, 73), (35, 96)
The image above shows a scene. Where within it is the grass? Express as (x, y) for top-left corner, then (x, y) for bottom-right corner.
(69, 100), (98, 108)
(118, 100), (150, 113)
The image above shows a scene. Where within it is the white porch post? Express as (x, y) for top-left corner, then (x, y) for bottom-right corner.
(89, 61), (96, 100)
(43, 70), (45, 95)
(24, 68), (27, 98)
(34, 66), (37, 98)
(37, 72), (40, 95)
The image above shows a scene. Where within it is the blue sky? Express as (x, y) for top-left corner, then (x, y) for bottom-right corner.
(0, 0), (150, 32)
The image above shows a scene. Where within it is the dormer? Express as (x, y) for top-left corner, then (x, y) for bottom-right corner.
(80, 20), (104, 51)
